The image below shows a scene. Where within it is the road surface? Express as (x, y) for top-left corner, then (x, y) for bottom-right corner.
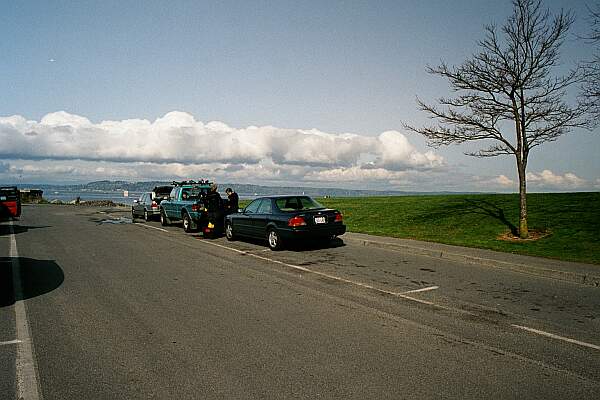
(1, 204), (599, 399)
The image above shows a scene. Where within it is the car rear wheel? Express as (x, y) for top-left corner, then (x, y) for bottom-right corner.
(182, 212), (194, 233)
(267, 228), (283, 250)
(131, 209), (136, 222)
(144, 209), (149, 221)
(225, 222), (235, 241)
(160, 209), (170, 226)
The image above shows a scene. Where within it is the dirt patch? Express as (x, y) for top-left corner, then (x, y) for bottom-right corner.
(497, 229), (551, 242)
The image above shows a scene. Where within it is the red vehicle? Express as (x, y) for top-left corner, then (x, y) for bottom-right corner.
(0, 186), (21, 219)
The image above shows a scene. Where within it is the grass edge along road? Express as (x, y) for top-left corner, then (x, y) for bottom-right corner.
(318, 192), (600, 265)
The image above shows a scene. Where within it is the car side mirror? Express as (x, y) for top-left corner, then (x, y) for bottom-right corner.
(238, 208), (243, 213)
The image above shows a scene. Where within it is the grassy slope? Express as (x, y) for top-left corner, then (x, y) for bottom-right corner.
(319, 192), (600, 265)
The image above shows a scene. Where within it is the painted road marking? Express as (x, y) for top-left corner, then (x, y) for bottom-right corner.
(139, 227), (599, 354)
(10, 221), (42, 400)
(0, 339), (22, 346)
(402, 286), (439, 294)
(132, 223), (169, 233)
(200, 240), (449, 309)
(512, 324), (600, 351)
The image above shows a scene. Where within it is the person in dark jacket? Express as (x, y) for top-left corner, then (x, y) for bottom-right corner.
(205, 183), (223, 235)
(224, 187), (239, 214)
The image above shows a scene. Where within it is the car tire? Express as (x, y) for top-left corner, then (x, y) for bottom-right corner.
(225, 222), (235, 241)
(182, 212), (194, 233)
(131, 209), (136, 222)
(267, 228), (283, 251)
(160, 209), (170, 226)
(144, 209), (149, 222)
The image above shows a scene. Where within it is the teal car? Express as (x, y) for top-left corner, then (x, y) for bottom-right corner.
(159, 180), (212, 233)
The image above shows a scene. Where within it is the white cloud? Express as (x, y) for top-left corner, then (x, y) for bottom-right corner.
(526, 170), (587, 189)
(0, 111), (448, 188)
(494, 175), (515, 187)
(0, 111), (443, 172)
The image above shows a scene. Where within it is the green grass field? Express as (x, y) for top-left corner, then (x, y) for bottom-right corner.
(315, 192), (600, 265)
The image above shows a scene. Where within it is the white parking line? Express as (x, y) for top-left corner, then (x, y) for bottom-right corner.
(200, 240), (447, 309)
(511, 324), (600, 351)
(133, 223), (169, 233)
(0, 339), (22, 346)
(10, 222), (42, 400)
(401, 286), (439, 294)
(147, 230), (599, 354)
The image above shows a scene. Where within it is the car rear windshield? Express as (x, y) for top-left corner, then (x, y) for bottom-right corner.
(153, 186), (173, 195)
(182, 186), (209, 200)
(0, 187), (19, 201)
(275, 196), (324, 212)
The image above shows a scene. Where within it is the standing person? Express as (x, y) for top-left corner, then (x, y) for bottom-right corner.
(225, 187), (239, 214)
(205, 183), (223, 236)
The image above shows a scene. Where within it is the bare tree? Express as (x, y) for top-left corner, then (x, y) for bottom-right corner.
(404, 0), (587, 239)
(579, 4), (600, 120)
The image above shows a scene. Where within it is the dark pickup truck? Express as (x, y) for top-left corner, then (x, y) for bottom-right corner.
(159, 180), (212, 233)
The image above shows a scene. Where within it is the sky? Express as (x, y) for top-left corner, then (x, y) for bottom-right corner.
(1, 0), (599, 192)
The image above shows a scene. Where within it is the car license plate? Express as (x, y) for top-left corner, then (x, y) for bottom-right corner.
(314, 216), (326, 224)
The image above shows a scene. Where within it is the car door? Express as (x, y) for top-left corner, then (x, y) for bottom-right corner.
(253, 198), (273, 236)
(165, 187), (179, 218)
(143, 193), (153, 214)
(133, 194), (145, 216)
(236, 199), (261, 236)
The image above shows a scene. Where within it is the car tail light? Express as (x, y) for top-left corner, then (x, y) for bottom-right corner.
(288, 216), (307, 227)
(191, 204), (199, 211)
(334, 212), (343, 222)
(151, 201), (158, 209)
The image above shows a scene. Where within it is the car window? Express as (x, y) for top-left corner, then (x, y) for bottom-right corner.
(257, 199), (272, 214)
(275, 196), (324, 211)
(188, 186), (207, 200)
(275, 197), (299, 211)
(299, 196), (324, 210)
(169, 188), (178, 200)
(154, 186), (173, 196)
(244, 199), (262, 214)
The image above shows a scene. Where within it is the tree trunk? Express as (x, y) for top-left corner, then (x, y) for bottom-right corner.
(517, 162), (528, 239)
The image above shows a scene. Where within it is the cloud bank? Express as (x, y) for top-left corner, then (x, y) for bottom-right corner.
(1, 112), (596, 191)
(0, 111), (442, 171)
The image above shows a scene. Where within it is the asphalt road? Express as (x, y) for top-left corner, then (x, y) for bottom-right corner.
(1, 204), (599, 399)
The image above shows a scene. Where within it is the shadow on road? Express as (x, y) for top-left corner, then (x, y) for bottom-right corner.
(0, 257), (64, 307)
(202, 235), (346, 252)
(0, 224), (51, 236)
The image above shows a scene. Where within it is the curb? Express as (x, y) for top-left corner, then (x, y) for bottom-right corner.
(344, 237), (600, 288)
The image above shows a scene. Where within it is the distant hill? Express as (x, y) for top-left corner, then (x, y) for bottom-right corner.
(8, 180), (481, 197)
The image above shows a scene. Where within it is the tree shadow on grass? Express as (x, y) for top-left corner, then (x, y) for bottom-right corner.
(462, 199), (519, 235)
(0, 257), (65, 307)
(409, 198), (518, 236)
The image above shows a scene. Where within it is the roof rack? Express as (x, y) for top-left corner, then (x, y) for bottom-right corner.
(172, 179), (212, 187)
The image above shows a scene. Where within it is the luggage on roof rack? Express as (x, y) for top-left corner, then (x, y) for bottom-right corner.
(172, 179), (212, 186)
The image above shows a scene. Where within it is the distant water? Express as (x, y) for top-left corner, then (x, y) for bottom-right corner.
(44, 190), (256, 205)
(45, 191), (144, 205)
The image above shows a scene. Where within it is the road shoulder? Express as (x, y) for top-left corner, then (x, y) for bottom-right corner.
(344, 232), (600, 287)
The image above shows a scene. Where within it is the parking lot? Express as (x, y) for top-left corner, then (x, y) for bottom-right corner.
(1, 204), (599, 399)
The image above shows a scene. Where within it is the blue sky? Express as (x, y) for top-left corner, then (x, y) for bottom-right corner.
(1, 0), (598, 191)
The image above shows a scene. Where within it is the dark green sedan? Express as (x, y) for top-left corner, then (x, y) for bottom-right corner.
(224, 195), (346, 250)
